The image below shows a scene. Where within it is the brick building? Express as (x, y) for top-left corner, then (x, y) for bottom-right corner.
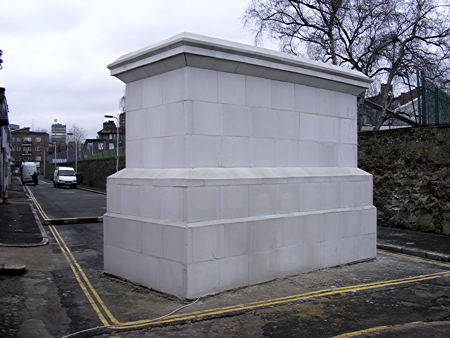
(11, 128), (50, 176)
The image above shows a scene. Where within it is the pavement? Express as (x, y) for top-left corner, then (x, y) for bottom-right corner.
(0, 177), (47, 248)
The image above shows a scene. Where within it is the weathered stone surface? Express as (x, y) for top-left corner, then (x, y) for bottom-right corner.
(358, 124), (450, 234)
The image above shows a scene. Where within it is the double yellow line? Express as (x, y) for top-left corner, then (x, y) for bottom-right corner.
(26, 186), (120, 326)
(26, 185), (450, 332)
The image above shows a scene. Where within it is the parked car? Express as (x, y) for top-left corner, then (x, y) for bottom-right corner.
(21, 162), (38, 185)
(53, 166), (77, 188)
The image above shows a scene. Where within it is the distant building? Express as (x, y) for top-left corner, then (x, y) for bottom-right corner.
(9, 123), (20, 131)
(97, 120), (125, 150)
(51, 121), (67, 145)
(84, 138), (107, 154)
(11, 128), (50, 176)
(0, 87), (11, 202)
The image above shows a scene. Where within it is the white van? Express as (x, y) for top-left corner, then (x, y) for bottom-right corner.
(53, 166), (77, 188)
(21, 162), (38, 185)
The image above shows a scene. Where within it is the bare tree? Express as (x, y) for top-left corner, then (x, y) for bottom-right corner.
(67, 125), (87, 145)
(244, 0), (450, 129)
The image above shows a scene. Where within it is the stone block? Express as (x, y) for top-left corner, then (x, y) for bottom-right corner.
(160, 187), (184, 221)
(162, 225), (187, 262)
(271, 80), (295, 111)
(220, 185), (249, 219)
(277, 110), (300, 140)
(275, 139), (299, 167)
(185, 135), (221, 167)
(250, 138), (275, 167)
(223, 104), (252, 136)
(299, 113), (320, 141)
(249, 184), (277, 216)
(165, 102), (188, 136)
(277, 183), (300, 214)
(126, 140), (143, 168)
(187, 260), (220, 298)
(125, 80), (143, 111)
(192, 101), (223, 135)
(224, 222), (251, 257)
(185, 67), (218, 102)
(136, 254), (161, 290)
(142, 74), (163, 108)
(295, 84), (316, 113)
(316, 88), (336, 116)
(142, 222), (164, 257)
(299, 182), (321, 211)
(222, 136), (250, 167)
(360, 207), (377, 235)
(219, 255), (249, 290)
(191, 224), (225, 262)
(159, 259), (185, 298)
(340, 118), (357, 144)
(337, 144), (357, 167)
(148, 105), (165, 138)
(143, 138), (163, 168)
(246, 76), (271, 108)
(162, 136), (185, 168)
(336, 93), (356, 118)
(218, 72), (246, 105)
(250, 218), (281, 252)
(252, 107), (278, 138)
(162, 68), (186, 104)
(249, 250), (279, 284)
(186, 187), (220, 222)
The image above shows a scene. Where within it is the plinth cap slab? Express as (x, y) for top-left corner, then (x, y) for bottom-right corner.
(108, 32), (371, 95)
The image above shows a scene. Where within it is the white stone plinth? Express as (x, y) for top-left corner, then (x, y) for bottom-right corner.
(105, 33), (376, 299)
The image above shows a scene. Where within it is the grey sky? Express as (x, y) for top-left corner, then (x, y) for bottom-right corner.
(0, 0), (270, 138)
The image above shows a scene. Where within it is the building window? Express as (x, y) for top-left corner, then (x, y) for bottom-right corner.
(35, 146), (42, 151)
(109, 143), (114, 150)
(35, 137), (41, 142)
(16, 137), (20, 142)
(35, 156), (41, 161)
(23, 137), (32, 143)
(109, 134), (113, 140)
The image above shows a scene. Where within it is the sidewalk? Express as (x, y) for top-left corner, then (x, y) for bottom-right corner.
(0, 177), (47, 247)
(378, 226), (450, 262)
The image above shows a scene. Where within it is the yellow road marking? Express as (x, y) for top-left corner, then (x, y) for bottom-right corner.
(25, 185), (450, 332)
(379, 249), (450, 268)
(26, 186), (119, 325)
(109, 271), (450, 329)
(47, 225), (110, 326)
(49, 224), (120, 324)
(333, 320), (423, 337)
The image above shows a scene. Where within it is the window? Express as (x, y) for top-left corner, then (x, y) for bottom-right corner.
(98, 143), (104, 150)
(16, 137), (20, 142)
(35, 146), (42, 152)
(35, 156), (41, 161)
(109, 143), (115, 150)
(23, 137), (32, 143)
(35, 137), (41, 142)
(109, 134), (113, 140)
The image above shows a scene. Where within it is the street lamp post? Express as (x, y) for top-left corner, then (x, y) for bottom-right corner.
(67, 132), (78, 172)
(104, 114), (119, 172)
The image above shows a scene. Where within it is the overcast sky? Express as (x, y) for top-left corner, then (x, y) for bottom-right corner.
(0, 0), (277, 138)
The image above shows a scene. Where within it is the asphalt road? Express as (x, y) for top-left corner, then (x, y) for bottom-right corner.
(1, 184), (448, 337)
(27, 180), (106, 219)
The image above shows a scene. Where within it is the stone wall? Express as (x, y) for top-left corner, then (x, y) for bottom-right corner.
(358, 124), (450, 235)
(66, 158), (125, 189)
